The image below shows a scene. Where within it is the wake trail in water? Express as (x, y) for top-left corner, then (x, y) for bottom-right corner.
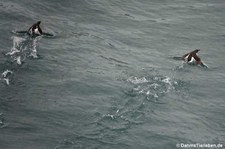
(1, 34), (42, 85)
(5, 35), (41, 62)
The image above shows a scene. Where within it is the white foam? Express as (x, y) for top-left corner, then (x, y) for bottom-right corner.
(133, 86), (141, 91)
(29, 52), (38, 58)
(3, 78), (10, 85)
(154, 94), (159, 98)
(146, 90), (150, 95)
(138, 89), (144, 94)
(11, 36), (26, 49)
(2, 70), (13, 78)
(5, 48), (20, 56)
(1, 70), (13, 85)
(16, 56), (22, 65)
(105, 114), (115, 119)
(128, 75), (177, 99)
(29, 38), (39, 58)
(127, 76), (148, 84)
(162, 76), (172, 85)
(149, 83), (160, 89)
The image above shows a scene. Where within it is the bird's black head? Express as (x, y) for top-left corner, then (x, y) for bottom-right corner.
(37, 21), (41, 25)
(195, 49), (200, 53)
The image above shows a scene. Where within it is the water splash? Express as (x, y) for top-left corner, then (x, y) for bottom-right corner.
(1, 70), (13, 85)
(5, 35), (41, 65)
(0, 31), (44, 86)
(127, 75), (177, 99)
(127, 76), (148, 84)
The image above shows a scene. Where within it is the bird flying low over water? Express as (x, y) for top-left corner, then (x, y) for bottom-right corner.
(173, 49), (208, 68)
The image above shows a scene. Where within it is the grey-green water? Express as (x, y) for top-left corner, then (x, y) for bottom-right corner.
(0, 0), (225, 149)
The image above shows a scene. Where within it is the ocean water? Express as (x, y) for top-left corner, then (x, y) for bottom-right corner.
(0, 0), (225, 149)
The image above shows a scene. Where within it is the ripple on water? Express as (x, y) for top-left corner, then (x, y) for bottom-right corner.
(0, 113), (8, 128)
(78, 71), (189, 148)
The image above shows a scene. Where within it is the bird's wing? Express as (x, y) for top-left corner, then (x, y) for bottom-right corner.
(37, 26), (43, 34)
(193, 54), (201, 62)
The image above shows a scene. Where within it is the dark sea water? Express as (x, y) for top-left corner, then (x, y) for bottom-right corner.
(0, 0), (225, 149)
